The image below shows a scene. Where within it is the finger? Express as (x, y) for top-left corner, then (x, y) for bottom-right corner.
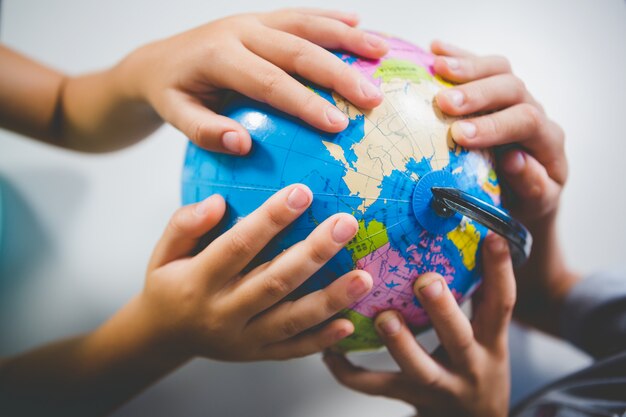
(430, 39), (475, 58)
(498, 150), (562, 217)
(245, 28), (383, 109)
(246, 270), (372, 342)
(261, 318), (354, 359)
(159, 90), (252, 155)
(450, 103), (568, 185)
(436, 74), (535, 116)
(414, 273), (480, 367)
(472, 234), (516, 352)
(219, 49), (350, 132)
(148, 195), (226, 270)
(266, 12), (388, 59)
(197, 184), (312, 283)
(374, 311), (450, 387)
(287, 8), (360, 27)
(232, 213), (359, 315)
(323, 353), (411, 400)
(432, 54), (512, 84)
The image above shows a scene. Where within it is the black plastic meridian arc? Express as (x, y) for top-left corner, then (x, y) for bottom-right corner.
(430, 186), (533, 267)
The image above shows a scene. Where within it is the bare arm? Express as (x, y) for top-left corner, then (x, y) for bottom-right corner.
(0, 45), (162, 152)
(0, 298), (184, 417)
(0, 9), (389, 153)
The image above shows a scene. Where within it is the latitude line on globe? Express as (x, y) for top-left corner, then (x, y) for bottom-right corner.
(186, 181), (412, 203)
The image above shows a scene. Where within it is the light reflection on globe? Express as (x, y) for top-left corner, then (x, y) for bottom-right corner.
(182, 35), (501, 351)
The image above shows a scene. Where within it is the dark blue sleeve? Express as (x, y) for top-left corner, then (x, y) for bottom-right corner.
(560, 269), (626, 359)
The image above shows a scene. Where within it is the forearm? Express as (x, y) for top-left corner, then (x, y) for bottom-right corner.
(514, 212), (581, 335)
(58, 53), (163, 152)
(0, 296), (187, 417)
(0, 45), (162, 152)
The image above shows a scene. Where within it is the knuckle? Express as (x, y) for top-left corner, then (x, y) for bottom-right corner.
(307, 241), (332, 265)
(508, 75), (527, 102)
(226, 230), (255, 257)
(495, 55), (513, 73)
(322, 293), (346, 315)
(259, 70), (287, 102)
(279, 316), (302, 338)
(482, 113), (502, 139)
(499, 293), (517, 317)
(421, 368), (445, 390)
(519, 102), (544, 132)
(262, 273), (293, 300)
(290, 40), (314, 69)
(262, 204), (290, 229)
(167, 209), (189, 236)
(290, 12), (313, 33)
(298, 92), (322, 119)
(190, 121), (210, 147)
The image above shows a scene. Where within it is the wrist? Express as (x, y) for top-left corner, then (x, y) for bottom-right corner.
(514, 211), (581, 332)
(84, 296), (190, 375)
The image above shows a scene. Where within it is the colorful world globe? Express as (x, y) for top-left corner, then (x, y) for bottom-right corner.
(182, 35), (503, 351)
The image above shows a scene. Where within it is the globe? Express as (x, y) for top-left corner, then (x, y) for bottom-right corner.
(182, 35), (503, 351)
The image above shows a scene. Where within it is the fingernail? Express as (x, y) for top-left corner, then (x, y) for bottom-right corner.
(332, 216), (357, 243)
(503, 151), (526, 174)
(377, 313), (401, 336)
(364, 33), (386, 49)
(360, 78), (382, 99)
(287, 186), (311, 210)
(347, 274), (372, 299)
(335, 327), (352, 341)
(326, 106), (348, 126)
(222, 131), (241, 154)
(487, 234), (506, 254)
(418, 279), (444, 300)
(453, 121), (477, 139)
(442, 89), (464, 107)
(443, 56), (460, 70)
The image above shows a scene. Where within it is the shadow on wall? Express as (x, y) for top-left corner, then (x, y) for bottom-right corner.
(0, 170), (87, 351)
(0, 175), (52, 294)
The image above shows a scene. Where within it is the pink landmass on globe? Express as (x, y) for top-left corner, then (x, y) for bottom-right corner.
(351, 230), (456, 328)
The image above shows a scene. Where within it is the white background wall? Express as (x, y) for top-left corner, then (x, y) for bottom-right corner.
(1, 0), (624, 415)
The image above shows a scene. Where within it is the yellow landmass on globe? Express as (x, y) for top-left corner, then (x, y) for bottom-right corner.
(373, 58), (434, 84)
(446, 219), (481, 270)
(346, 219), (389, 261)
(329, 78), (452, 211)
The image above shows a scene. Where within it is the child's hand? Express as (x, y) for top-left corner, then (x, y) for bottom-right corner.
(324, 234), (515, 417)
(430, 42), (579, 332)
(431, 41), (566, 226)
(120, 8), (388, 155)
(138, 184), (373, 361)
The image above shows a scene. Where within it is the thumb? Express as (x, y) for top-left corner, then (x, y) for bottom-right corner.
(148, 194), (226, 271)
(472, 233), (516, 352)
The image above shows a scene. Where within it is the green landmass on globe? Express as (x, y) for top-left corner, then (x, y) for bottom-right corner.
(182, 34), (502, 352)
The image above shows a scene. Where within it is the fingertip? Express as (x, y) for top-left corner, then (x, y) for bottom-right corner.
(325, 106), (350, 131)
(331, 213), (359, 243)
(484, 233), (510, 258)
(375, 310), (403, 336)
(436, 88), (465, 114)
(194, 193), (226, 216)
(286, 183), (313, 210)
(413, 272), (444, 296)
(347, 270), (373, 300)
(430, 39), (445, 55)
(450, 120), (477, 143)
(332, 318), (355, 341)
(500, 150), (527, 175)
